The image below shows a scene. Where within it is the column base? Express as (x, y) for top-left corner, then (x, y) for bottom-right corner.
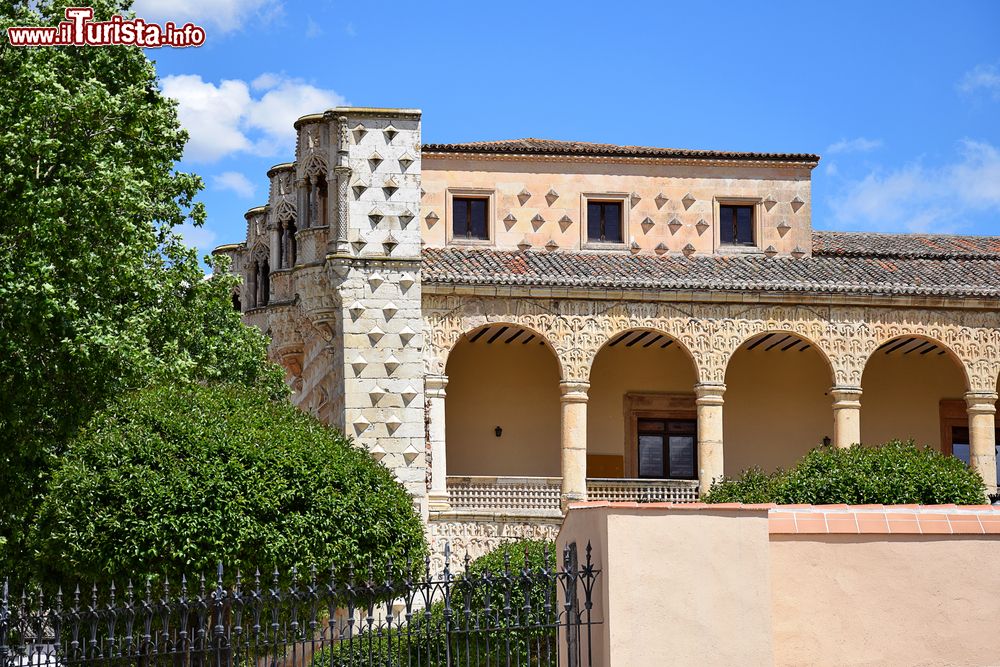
(561, 492), (587, 513)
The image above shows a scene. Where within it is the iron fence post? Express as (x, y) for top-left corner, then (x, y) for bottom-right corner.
(562, 543), (579, 667)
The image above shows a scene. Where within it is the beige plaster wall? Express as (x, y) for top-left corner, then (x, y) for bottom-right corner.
(771, 535), (1000, 667)
(560, 506), (1000, 667)
(724, 343), (834, 475)
(587, 340), (698, 457)
(445, 336), (561, 476)
(861, 349), (967, 448)
(558, 506), (774, 667)
(422, 157), (813, 257)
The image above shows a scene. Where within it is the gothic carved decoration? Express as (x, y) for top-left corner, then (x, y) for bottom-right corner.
(426, 518), (561, 574)
(423, 293), (1000, 392)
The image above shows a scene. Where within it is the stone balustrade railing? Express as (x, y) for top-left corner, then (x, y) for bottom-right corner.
(446, 476), (563, 515)
(443, 476), (700, 516)
(586, 478), (700, 503)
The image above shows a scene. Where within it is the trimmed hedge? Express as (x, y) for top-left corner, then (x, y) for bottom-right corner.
(705, 440), (986, 505)
(29, 383), (426, 588)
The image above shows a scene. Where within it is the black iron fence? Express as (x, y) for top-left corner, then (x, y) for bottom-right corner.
(0, 543), (599, 667)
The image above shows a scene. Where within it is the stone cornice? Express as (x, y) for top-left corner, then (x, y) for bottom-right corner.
(422, 151), (817, 170)
(211, 242), (243, 255)
(294, 106), (422, 129)
(266, 163), (295, 178)
(421, 281), (1000, 312)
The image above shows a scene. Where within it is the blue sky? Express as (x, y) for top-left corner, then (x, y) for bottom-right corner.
(134, 0), (1000, 255)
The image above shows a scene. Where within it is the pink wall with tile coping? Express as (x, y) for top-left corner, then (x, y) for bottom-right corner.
(558, 502), (1000, 666)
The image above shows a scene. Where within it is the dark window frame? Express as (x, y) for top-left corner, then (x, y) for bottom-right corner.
(635, 417), (698, 480)
(452, 196), (490, 241)
(587, 200), (624, 243)
(719, 203), (756, 246)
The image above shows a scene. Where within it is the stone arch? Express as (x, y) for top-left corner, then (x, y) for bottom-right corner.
(444, 322), (563, 477)
(724, 330), (837, 475)
(861, 334), (970, 450)
(724, 330), (837, 386)
(586, 327), (702, 479)
(445, 322), (565, 380)
(246, 243), (270, 309)
(423, 295), (571, 378)
(588, 327), (701, 385)
(864, 334), (971, 392)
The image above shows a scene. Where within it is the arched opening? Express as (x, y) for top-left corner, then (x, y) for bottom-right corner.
(587, 329), (699, 480)
(305, 175), (326, 229)
(246, 248), (270, 309)
(279, 218), (297, 268)
(861, 336), (968, 450)
(724, 332), (834, 476)
(445, 324), (561, 476)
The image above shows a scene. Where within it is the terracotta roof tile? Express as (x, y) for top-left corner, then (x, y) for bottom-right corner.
(421, 138), (819, 163)
(813, 231), (1000, 259)
(421, 244), (1000, 299)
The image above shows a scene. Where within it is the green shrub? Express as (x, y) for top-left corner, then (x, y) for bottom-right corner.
(701, 467), (787, 504)
(28, 383), (426, 589)
(705, 440), (985, 505)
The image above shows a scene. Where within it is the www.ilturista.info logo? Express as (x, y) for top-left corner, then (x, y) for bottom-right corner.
(7, 7), (205, 47)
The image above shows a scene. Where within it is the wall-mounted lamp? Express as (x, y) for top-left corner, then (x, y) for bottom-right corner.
(822, 435), (832, 447)
(495, 426), (503, 438)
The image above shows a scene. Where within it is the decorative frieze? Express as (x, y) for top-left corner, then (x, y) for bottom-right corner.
(422, 293), (1000, 392)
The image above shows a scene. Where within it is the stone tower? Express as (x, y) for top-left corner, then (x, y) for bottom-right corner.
(320, 109), (426, 511)
(219, 108), (427, 515)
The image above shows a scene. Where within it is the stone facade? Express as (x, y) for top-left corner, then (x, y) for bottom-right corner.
(215, 106), (1000, 560)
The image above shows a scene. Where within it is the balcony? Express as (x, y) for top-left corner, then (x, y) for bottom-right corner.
(443, 476), (700, 517)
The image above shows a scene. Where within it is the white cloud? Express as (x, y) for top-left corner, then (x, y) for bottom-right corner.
(828, 139), (1000, 233)
(161, 75), (251, 161)
(251, 72), (281, 91)
(212, 171), (255, 198)
(826, 137), (883, 154)
(958, 63), (1000, 99)
(306, 16), (322, 38)
(176, 223), (218, 253)
(131, 0), (282, 34)
(345, 21), (356, 37)
(161, 73), (346, 163)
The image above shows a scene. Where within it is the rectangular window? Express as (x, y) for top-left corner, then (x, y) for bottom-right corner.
(587, 201), (623, 243)
(951, 425), (1000, 486)
(452, 197), (489, 240)
(636, 418), (697, 479)
(720, 204), (754, 246)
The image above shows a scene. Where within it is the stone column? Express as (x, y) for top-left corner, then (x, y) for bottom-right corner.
(426, 374), (450, 512)
(831, 386), (863, 448)
(966, 391), (998, 496)
(695, 383), (726, 496)
(559, 381), (589, 510)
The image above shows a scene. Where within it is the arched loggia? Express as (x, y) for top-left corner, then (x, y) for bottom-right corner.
(444, 323), (562, 477)
(587, 329), (700, 480)
(724, 332), (835, 476)
(861, 335), (968, 451)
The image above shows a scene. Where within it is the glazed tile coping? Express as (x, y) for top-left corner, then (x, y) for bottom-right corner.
(565, 501), (1000, 535)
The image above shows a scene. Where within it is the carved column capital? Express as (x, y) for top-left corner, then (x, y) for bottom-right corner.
(830, 385), (863, 407)
(558, 381), (590, 404)
(694, 382), (726, 405)
(426, 374), (449, 398)
(965, 391), (999, 414)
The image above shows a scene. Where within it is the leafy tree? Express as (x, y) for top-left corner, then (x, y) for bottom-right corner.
(29, 383), (426, 589)
(705, 441), (986, 505)
(0, 1), (285, 570)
